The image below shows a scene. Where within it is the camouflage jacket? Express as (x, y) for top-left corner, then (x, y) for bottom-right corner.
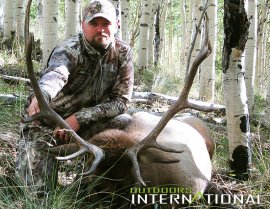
(36, 33), (134, 125)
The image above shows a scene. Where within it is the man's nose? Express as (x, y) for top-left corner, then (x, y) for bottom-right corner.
(96, 25), (105, 33)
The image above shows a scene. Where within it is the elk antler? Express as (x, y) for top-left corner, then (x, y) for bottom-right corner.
(23, 33), (104, 175)
(127, 13), (212, 186)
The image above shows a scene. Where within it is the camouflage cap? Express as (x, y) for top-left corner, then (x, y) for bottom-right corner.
(83, 0), (116, 23)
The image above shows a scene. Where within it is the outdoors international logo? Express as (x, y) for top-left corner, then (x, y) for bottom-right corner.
(130, 186), (262, 206)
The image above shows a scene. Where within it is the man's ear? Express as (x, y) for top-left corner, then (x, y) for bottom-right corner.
(115, 20), (120, 33)
(81, 21), (86, 32)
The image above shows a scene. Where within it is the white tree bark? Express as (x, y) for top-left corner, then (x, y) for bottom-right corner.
(148, 1), (158, 66)
(64, 0), (80, 39)
(223, 0), (251, 179)
(3, 0), (16, 38)
(137, 0), (152, 71)
(16, 0), (25, 37)
(179, 0), (187, 67)
(256, 0), (269, 91)
(190, 0), (203, 69)
(120, 0), (130, 43)
(199, 0), (217, 102)
(159, 0), (169, 65)
(185, 0), (193, 64)
(109, 0), (121, 39)
(0, 0), (4, 30)
(263, 68), (270, 128)
(153, 5), (160, 66)
(35, 0), (43, 40)
(129, 1), (141, 47)
(42, 0), (59, 68)
(245, 0), (257, 117)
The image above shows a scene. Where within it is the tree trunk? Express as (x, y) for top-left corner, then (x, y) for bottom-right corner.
(147, 1), (158, 67)
(154, 5), (160, 66)
(179, 0), (187, 68)
(120, 0), (130, 43)
(64, 0), (80, 39)
(129, 2), (141, 47)
(159, 0), (169, 65)
(185, 0), (193, 67)
(167, 8), (173, 67)
(36, 0), (43, 40)
(3, 0), (16, 38)
(42, 0), (58, 68)
(223, 0), (251, 180)
(16, 0), (25, 37)
(137, 0), (152, 71)
(199, 0), (217, 102)
(263, 69), (270, 128)
(256, 0), (269, 91)
(245, 0), (257, 117)
(188, 0), (203, 76)
(0, 1), (3, 30)
(109, 0), (122, 39)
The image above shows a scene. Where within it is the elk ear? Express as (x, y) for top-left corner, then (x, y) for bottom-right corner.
(139, 149), (180, 164)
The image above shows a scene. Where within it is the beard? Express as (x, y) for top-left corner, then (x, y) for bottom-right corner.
(90, 35), (112, 52)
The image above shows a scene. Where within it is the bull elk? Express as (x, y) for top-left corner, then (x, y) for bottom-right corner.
(23, 14), (232, 208)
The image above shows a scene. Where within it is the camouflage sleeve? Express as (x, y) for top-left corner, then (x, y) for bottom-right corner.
(74, 46), (134, 125)
(38, 46), (77, 100)
(111, 46), (134, 101)
(75, 97), (128, 125)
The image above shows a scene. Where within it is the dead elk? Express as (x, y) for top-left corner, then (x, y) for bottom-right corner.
(49, 112), (215, 208)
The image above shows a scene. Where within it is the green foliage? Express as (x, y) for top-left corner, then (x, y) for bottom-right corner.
(253, 92), (266, 113)
(134, 65), (156, 91)
(0, 174), (102, 209)
(30, 0), (38, 20)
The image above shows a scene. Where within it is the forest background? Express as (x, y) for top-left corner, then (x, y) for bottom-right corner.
(0, 0), (270, 208)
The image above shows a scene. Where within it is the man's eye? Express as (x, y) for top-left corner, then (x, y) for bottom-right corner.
(103, 22), (111, 27)
(90, 22), (97, 26)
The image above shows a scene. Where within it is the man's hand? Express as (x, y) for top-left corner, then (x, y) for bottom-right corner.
(27, 96), (40, 116)
(54, 114), (80, 143)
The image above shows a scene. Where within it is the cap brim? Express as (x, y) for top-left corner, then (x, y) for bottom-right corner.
(84, 13), (115, 23)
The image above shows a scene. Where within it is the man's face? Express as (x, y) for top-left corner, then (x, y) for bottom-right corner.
(82, 17), (117, 50)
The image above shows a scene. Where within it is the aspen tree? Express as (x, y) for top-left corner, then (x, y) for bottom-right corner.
(256, 0), (269, 91)
(3, 0), (16, 38)
(245, 0), (257, 117)
(148, 1), (158, 66)
(199, 0), (217, 102)
(137, 0), (153, 71)
(120, 0), (130, 43)
(159, 0), (169, 65)
(223, 0), (251, 179)
(42, 0), (58, 68)
(189, 0), (203, 71)
(179, 0), (187, 67)
(16, 0), (25, 37)
(0, 1), (3, 30)
(64, 0), (80, 39)
(109, 0), (121, 38)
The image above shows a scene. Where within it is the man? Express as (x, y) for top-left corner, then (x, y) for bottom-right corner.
(17, 0), (134, 193)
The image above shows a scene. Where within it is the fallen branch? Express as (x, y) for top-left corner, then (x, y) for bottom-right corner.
(0, 74), (30, 84)
(0, 94), (26, 104)
(131, 91), (225, 112)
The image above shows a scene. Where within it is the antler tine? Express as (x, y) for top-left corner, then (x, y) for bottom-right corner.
(24, 33), (104, 174)
(127, 13), (212, 186)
